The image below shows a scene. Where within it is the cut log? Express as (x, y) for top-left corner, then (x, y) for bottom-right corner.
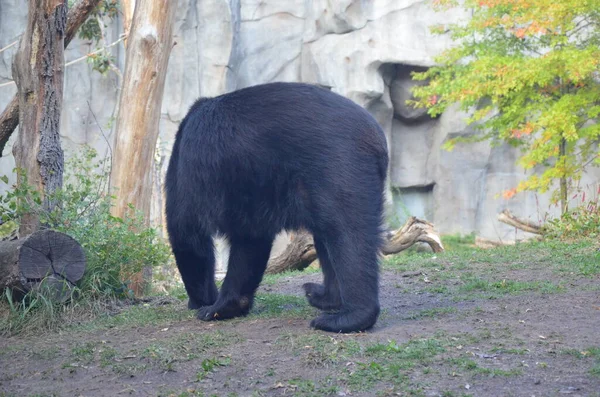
(0, 229), (86, 302)
(265, 217), (444, 274)
(497, 209), (544, 235)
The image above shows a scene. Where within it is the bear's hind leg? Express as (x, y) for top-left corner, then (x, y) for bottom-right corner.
(303, 238), (342, 311)
(171, 235), (218, 310)
(309, 228), (380, 333)
(198, 235), (274, 321)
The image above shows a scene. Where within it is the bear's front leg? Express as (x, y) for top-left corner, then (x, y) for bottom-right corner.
(198, 235), (274, 322)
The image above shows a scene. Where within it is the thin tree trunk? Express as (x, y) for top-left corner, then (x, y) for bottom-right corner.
(109, 0), (177, 221)
(559, 137), (568, 214)
(109, 0), (177, 296)
(12, 0), (68, 236)
(0, 0), (103, 157)
(121, 0), (136, 46)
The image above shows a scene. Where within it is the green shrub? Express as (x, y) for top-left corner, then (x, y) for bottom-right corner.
(545, 190), (600, 239)
(0, 146), (172, 299)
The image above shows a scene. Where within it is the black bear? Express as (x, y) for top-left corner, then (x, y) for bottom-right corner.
(165, 82), (388, 333)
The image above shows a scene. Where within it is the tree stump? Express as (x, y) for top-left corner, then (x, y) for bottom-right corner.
(0, 230), (86, 302)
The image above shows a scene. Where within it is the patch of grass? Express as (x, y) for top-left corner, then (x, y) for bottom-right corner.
(458, 276), (563, 296)
(424, 285), (451, 294)
(560, 347), (600, 377)
(72, 302), (192, 333)
(71, 341), (97, 364)
(446, 357), (522, 377)
(276, 377), (340, 397)
(490, 346), (529, 355)
(110, 362), (148, 376)
(383, 239), (600, 278)
(262, 266), (320, 286)
(99, 346), (118, 367)
(276, 333), (361, 368)
(347, 338), (445, 391)
(142, 330), (241, 372)
(404, 307), (457, 320)
(196, 356), (231, 381)
(31, 346), (61, 360)
(249, 293), (315, 319)
(440, 233), (476, 251)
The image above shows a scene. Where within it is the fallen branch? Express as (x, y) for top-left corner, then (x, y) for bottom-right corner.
(0, 0), (103, 156)
(265, 231), (316, 275)
(265, 216), (444, 274)
(382, 216), (444, 255)
(497, 209), (544, 235)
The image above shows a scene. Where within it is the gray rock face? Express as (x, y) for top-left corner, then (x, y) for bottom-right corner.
(1, 0), (598, 268)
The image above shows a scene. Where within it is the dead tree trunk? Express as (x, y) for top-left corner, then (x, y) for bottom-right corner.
(0, 0), (103, 157)
(12, 0), (69, 236)
(109, 0), (177, 220)
(109, 0), (177, 296)
(0, 230), (86, 302)
(265, 217), (444, 275)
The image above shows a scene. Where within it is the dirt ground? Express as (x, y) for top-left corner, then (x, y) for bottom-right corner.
(1, 242), (599, 397)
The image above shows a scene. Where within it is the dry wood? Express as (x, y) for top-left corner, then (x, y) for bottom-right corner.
(265, 231), (316, 275)
(497, 209), (544, 235)
(0, 229), (86, 302)
(12, 0), (70, 236)
(109, 0), (177, 296)
(382, 216), (444, 255)
(121, 0), (136, 46)
(0, 0), (103, 157)
(265, 217), (444, 274)
(109, 0), (177, 221)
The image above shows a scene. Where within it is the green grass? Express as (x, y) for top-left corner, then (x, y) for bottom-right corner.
(275, 333), (361, 368)
(248, 293), (315, 319)
(446, 357), (522, 377)
(72, 302), (193, 333)
(383, 239), (600, 277)
(404, 307), (457, 320)
(141, 330), (241, 372)
(262, 266), (320, 285)
(346, 338), (446, 391)
(283, 377), (341, 397)
(31, 346), (61, 360)
(458, 276), (564, 295)
(560, 347), (600, 377)
(71, 341), (97, 364)
(196, 356), (231, 380)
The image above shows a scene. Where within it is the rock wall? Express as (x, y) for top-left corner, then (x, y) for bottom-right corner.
(1, 0), (599, 264)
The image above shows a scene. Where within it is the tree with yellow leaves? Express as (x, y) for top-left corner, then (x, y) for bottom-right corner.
(411, 0), (600, 213)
